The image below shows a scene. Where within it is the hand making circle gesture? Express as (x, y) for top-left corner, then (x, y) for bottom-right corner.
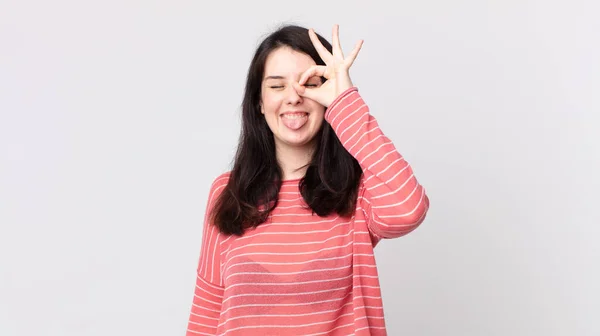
(292, 24), (364, 107)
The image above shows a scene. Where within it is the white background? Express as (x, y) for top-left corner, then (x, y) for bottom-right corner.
(1, 0), (598, 335)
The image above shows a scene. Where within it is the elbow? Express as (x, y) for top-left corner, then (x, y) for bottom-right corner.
(406, 192), (430, 231)
(413, 193), (430, 225)
(369, 194), (430, 239)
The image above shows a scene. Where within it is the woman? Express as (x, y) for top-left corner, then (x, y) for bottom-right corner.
(186, 24), (430, 335)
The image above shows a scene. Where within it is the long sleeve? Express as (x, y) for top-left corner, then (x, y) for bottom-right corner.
(186, 175), (228, 335)
(325, 87), (430, 241)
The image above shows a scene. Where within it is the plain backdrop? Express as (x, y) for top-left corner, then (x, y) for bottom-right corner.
(1, 0), (598, 335)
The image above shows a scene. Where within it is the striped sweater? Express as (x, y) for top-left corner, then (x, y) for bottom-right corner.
(186, 87), (430, 335)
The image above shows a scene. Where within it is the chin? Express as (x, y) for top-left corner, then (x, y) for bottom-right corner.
(284, 139), (312, 148)
(281, 134), (317, 148)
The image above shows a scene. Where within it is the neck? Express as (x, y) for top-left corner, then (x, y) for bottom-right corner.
(275, 141), (316, 181)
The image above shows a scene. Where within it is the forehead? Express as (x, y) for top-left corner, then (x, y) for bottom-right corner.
(264, 46), (316, 78)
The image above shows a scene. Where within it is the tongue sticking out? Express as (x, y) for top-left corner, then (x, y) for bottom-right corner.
(281, 114), (308, 130)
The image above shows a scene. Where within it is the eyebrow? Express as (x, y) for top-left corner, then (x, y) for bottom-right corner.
(264, 75), (320, 81)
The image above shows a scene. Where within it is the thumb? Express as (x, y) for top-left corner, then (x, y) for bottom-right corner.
(292, 81), (321, 103)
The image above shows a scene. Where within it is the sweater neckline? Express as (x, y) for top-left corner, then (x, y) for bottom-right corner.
(282, 178), (302, 183)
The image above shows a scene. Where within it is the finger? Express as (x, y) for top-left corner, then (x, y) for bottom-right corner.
(292, 81), (306, 96)
(298, 65), (328, 85)
(346, 39), (364, 67)
(332, 24), (344, 58)
(293, 81), (327, 106)
(292, 81), (318, 101)
(308, 28), (332, 63)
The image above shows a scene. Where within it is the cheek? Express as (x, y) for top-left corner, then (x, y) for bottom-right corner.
(261, 94), (282, 115)
(309, 101), (326, 117)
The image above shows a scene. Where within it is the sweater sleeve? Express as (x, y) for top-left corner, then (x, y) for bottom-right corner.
(325, 87), (430, 241)
(186, 175), (228, 335)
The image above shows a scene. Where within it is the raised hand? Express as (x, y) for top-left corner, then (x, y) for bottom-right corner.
(292, 24), (363, 107)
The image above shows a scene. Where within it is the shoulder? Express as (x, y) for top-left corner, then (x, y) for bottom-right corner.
(206, 170), (232, 202)
(210, 170), (232, 188)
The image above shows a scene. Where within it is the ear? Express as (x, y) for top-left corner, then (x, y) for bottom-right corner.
(259, 101), (264, 114)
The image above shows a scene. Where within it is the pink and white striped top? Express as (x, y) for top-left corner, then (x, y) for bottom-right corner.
(186, 87), (430, 335)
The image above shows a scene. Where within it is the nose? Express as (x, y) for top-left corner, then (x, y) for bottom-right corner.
(285, 84), (302, 105)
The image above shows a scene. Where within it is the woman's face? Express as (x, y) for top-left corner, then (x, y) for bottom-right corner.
(260, 46), (325, 153)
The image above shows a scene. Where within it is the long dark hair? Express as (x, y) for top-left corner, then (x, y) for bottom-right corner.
(210, 24), (363, 236)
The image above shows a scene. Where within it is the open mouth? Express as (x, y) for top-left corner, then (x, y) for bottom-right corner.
(280, 112), (309, 130)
